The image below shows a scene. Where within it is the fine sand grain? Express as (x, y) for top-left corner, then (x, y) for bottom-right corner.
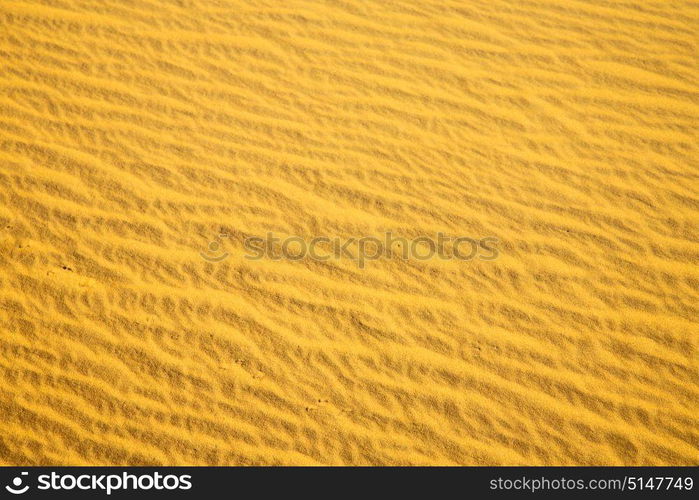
(0, 0), (697, 465)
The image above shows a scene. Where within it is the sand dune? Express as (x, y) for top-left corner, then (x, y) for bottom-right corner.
(0, 0), (697, 465)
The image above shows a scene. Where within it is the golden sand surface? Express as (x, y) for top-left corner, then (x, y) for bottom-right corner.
(0, 0), (697, 465)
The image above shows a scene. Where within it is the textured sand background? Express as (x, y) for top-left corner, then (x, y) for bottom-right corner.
(0, 0), (698, 465)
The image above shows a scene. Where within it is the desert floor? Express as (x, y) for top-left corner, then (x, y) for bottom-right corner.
(0, 0), (697, 465)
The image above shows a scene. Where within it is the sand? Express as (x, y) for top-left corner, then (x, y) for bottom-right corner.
(0, 0), (697, 465)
